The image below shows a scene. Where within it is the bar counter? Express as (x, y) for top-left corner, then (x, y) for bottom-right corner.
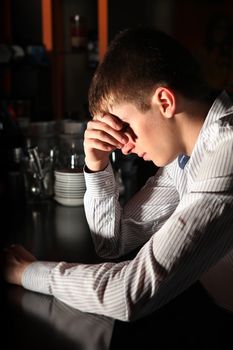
(1, 198), (232, 349)
(1, 199), (115, 350)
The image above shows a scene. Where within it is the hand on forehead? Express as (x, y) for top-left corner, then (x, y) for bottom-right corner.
(93, 112), (137, 144)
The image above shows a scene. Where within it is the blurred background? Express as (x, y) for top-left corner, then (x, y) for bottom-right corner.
(0, 0), (233, 203)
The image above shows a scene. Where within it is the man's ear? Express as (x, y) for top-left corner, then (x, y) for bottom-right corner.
(152, 87), (176, 118)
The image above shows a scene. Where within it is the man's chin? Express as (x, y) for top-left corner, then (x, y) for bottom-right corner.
(153, 157), (176, 168)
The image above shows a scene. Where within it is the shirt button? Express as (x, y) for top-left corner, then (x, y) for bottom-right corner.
(105, 180), (111, 185)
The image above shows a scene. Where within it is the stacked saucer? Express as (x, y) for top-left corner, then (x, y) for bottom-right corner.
(54, 169), (86, 206)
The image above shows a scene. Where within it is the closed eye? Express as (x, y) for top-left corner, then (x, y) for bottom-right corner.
(121, 122), (130, 132)
(122, 123), (138, 141)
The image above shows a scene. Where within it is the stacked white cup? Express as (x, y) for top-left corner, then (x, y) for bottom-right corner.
(54, 167), (86, 206)
(54, 120), (87, 206)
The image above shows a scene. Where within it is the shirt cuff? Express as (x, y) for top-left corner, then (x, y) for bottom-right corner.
(22, 261), (58, 295)
(84, 163), (116, 197)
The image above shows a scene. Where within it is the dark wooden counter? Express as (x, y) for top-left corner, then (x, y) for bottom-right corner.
(1, 199), (114, 350)
(1, 198), (232, 350)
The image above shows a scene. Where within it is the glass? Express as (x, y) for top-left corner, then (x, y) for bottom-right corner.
(56, 133), (85, 171)
(22, 147), (55, 201)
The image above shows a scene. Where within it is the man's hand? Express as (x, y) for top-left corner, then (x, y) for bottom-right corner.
(1, 244), (36, 286)
(84, 114), (128, 172)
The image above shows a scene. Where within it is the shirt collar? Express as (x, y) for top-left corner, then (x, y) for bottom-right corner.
(202, 90), (233, 130)
(178, 154), (190, 169)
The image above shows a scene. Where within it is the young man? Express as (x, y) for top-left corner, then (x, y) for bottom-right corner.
(3, 27), (233, 323)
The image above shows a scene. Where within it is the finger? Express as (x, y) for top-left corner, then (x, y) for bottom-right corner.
(86, 120), (128, 145)
(12, 245), (36, 261)
(93, 113), (123, 131)
(84, 138), (118, 152)
(1, 250), (19, 266)
(5, 244), (36, 262)
(121, 142), (136, 155)
(85, 129), (126, 150)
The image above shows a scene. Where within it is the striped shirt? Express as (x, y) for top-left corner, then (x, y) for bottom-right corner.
(23, 90), (233, 321)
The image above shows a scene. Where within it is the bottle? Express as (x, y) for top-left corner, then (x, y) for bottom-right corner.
(70, 15), (87, 51)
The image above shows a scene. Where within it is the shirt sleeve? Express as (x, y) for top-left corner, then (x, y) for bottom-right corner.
(22, 189), (233, 321)
(83, 164), (179, 258)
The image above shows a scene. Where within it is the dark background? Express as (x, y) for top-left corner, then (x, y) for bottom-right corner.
(0, 0), (233, 201)
(1, 0), (232, 122)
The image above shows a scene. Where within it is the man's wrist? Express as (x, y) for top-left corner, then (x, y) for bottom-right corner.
(84, 164), (108, 173)
(84, 159), (109, 173)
